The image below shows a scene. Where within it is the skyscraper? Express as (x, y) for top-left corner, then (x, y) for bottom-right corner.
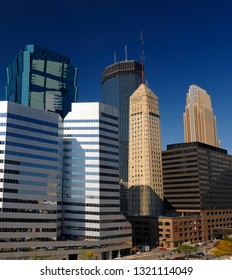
(128, 83), (163, 216)
(6, 44), (78, 118)
(62, 102), (132, 244)
(102, 60), (142, 183)
(0, 101), (62, 245)
(0, 101), (132, 259)
(162, 142), (232, 213)
(183, 85), (220, 147)
(162, 142), (232, 243)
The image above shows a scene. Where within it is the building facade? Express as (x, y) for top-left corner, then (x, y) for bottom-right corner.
(158, 210), (232, 248)
(102, 60), (142, 183)
(128, 216), (159, 249)
(0, 101), (63, 246)
(0, 101), (132, 260)
(162, 142), (232, 213)
(158, 216), (202, 248)
(161, 142), (232, 247)
(62, 102), (132, 245)
(128, 84), (163, 216)
(183, 85), (220, 147)
(6, 44), (78, 118)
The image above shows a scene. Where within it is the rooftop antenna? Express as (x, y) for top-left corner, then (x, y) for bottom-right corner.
(114, 51), (117, 63)
(140, 30), (145, 84)
(146, 78), (149, 87)
(125, 45), (128, 61)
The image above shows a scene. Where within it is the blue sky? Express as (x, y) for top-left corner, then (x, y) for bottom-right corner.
(0, 0), (232, 153)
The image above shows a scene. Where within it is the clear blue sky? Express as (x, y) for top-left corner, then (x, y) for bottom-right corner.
(1, 0), (232, 153)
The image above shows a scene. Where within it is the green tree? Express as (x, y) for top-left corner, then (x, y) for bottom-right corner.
(178, 244), (197, 257)
(164, 240), (170, 248)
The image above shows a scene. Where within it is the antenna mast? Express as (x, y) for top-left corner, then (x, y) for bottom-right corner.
(140, 30), (145, 84)
(125, 45), (128, 61)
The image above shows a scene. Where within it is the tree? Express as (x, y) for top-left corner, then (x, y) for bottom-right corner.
(212, 240), (232, 257)
(83, 250), (94, 260)
(132, 246), (138, 254)
(177, 244), (197, 257)
(164, 240), (170, 248)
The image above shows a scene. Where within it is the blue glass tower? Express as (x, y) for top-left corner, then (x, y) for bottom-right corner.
(6, 44), (78, 118)
(102, 60), (142, 183)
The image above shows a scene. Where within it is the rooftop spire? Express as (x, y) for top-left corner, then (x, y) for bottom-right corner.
(125, 45), (128, 61)
(140, 30), (145, 84)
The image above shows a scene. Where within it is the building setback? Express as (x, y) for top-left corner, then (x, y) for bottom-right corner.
(6, 44), (78, 118)
(183, 85), (220, 147)
(128, 83), (163, 216)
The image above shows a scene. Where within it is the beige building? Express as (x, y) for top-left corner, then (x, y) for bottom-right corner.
(128, 83), (163, 216)
(183, 85), (220, 147)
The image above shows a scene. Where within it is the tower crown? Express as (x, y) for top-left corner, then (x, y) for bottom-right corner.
(131, 83), (158, 99)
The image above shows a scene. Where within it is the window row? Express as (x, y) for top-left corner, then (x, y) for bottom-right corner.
(63, 119), (118, 128)
(64, 149), (118, 156)
(0, 159), (58, 170)
(64, 134), (118, 142)
(5, 150), (58, 162)
(5, 122), (58, 136)
(0, 113), (58, 128)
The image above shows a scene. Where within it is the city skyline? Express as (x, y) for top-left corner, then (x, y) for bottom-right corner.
(1, 0), (232, 154)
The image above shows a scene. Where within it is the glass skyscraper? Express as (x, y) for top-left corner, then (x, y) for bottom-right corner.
(102, 60), (142, 183)
(6, 44), (78, 118)
(0, 101), (132, 259)
(0, 101), (62, 245)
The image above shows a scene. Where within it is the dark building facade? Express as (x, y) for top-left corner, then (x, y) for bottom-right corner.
(127, 216), (159, 249)
(102, 60), (142, 184)
(160, 142), (232, 245)
(6, 44), (78, 118)
(162, 142), (232, 213)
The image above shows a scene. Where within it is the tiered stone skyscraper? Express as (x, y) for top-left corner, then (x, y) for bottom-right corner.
(183, 85), (220, 147)
(128, 83), (163, 216)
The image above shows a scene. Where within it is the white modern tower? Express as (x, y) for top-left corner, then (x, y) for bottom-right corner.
(183, 85), (220, 147)
(62, 103), (132, 243)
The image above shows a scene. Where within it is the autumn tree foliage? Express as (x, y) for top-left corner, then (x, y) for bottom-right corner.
(83, 250), (94, 260)
(212, 239), (232, 256)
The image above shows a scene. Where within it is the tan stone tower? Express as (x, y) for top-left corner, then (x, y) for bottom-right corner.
(183, 85), (220, 147)
(128, 83), (163, 216)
